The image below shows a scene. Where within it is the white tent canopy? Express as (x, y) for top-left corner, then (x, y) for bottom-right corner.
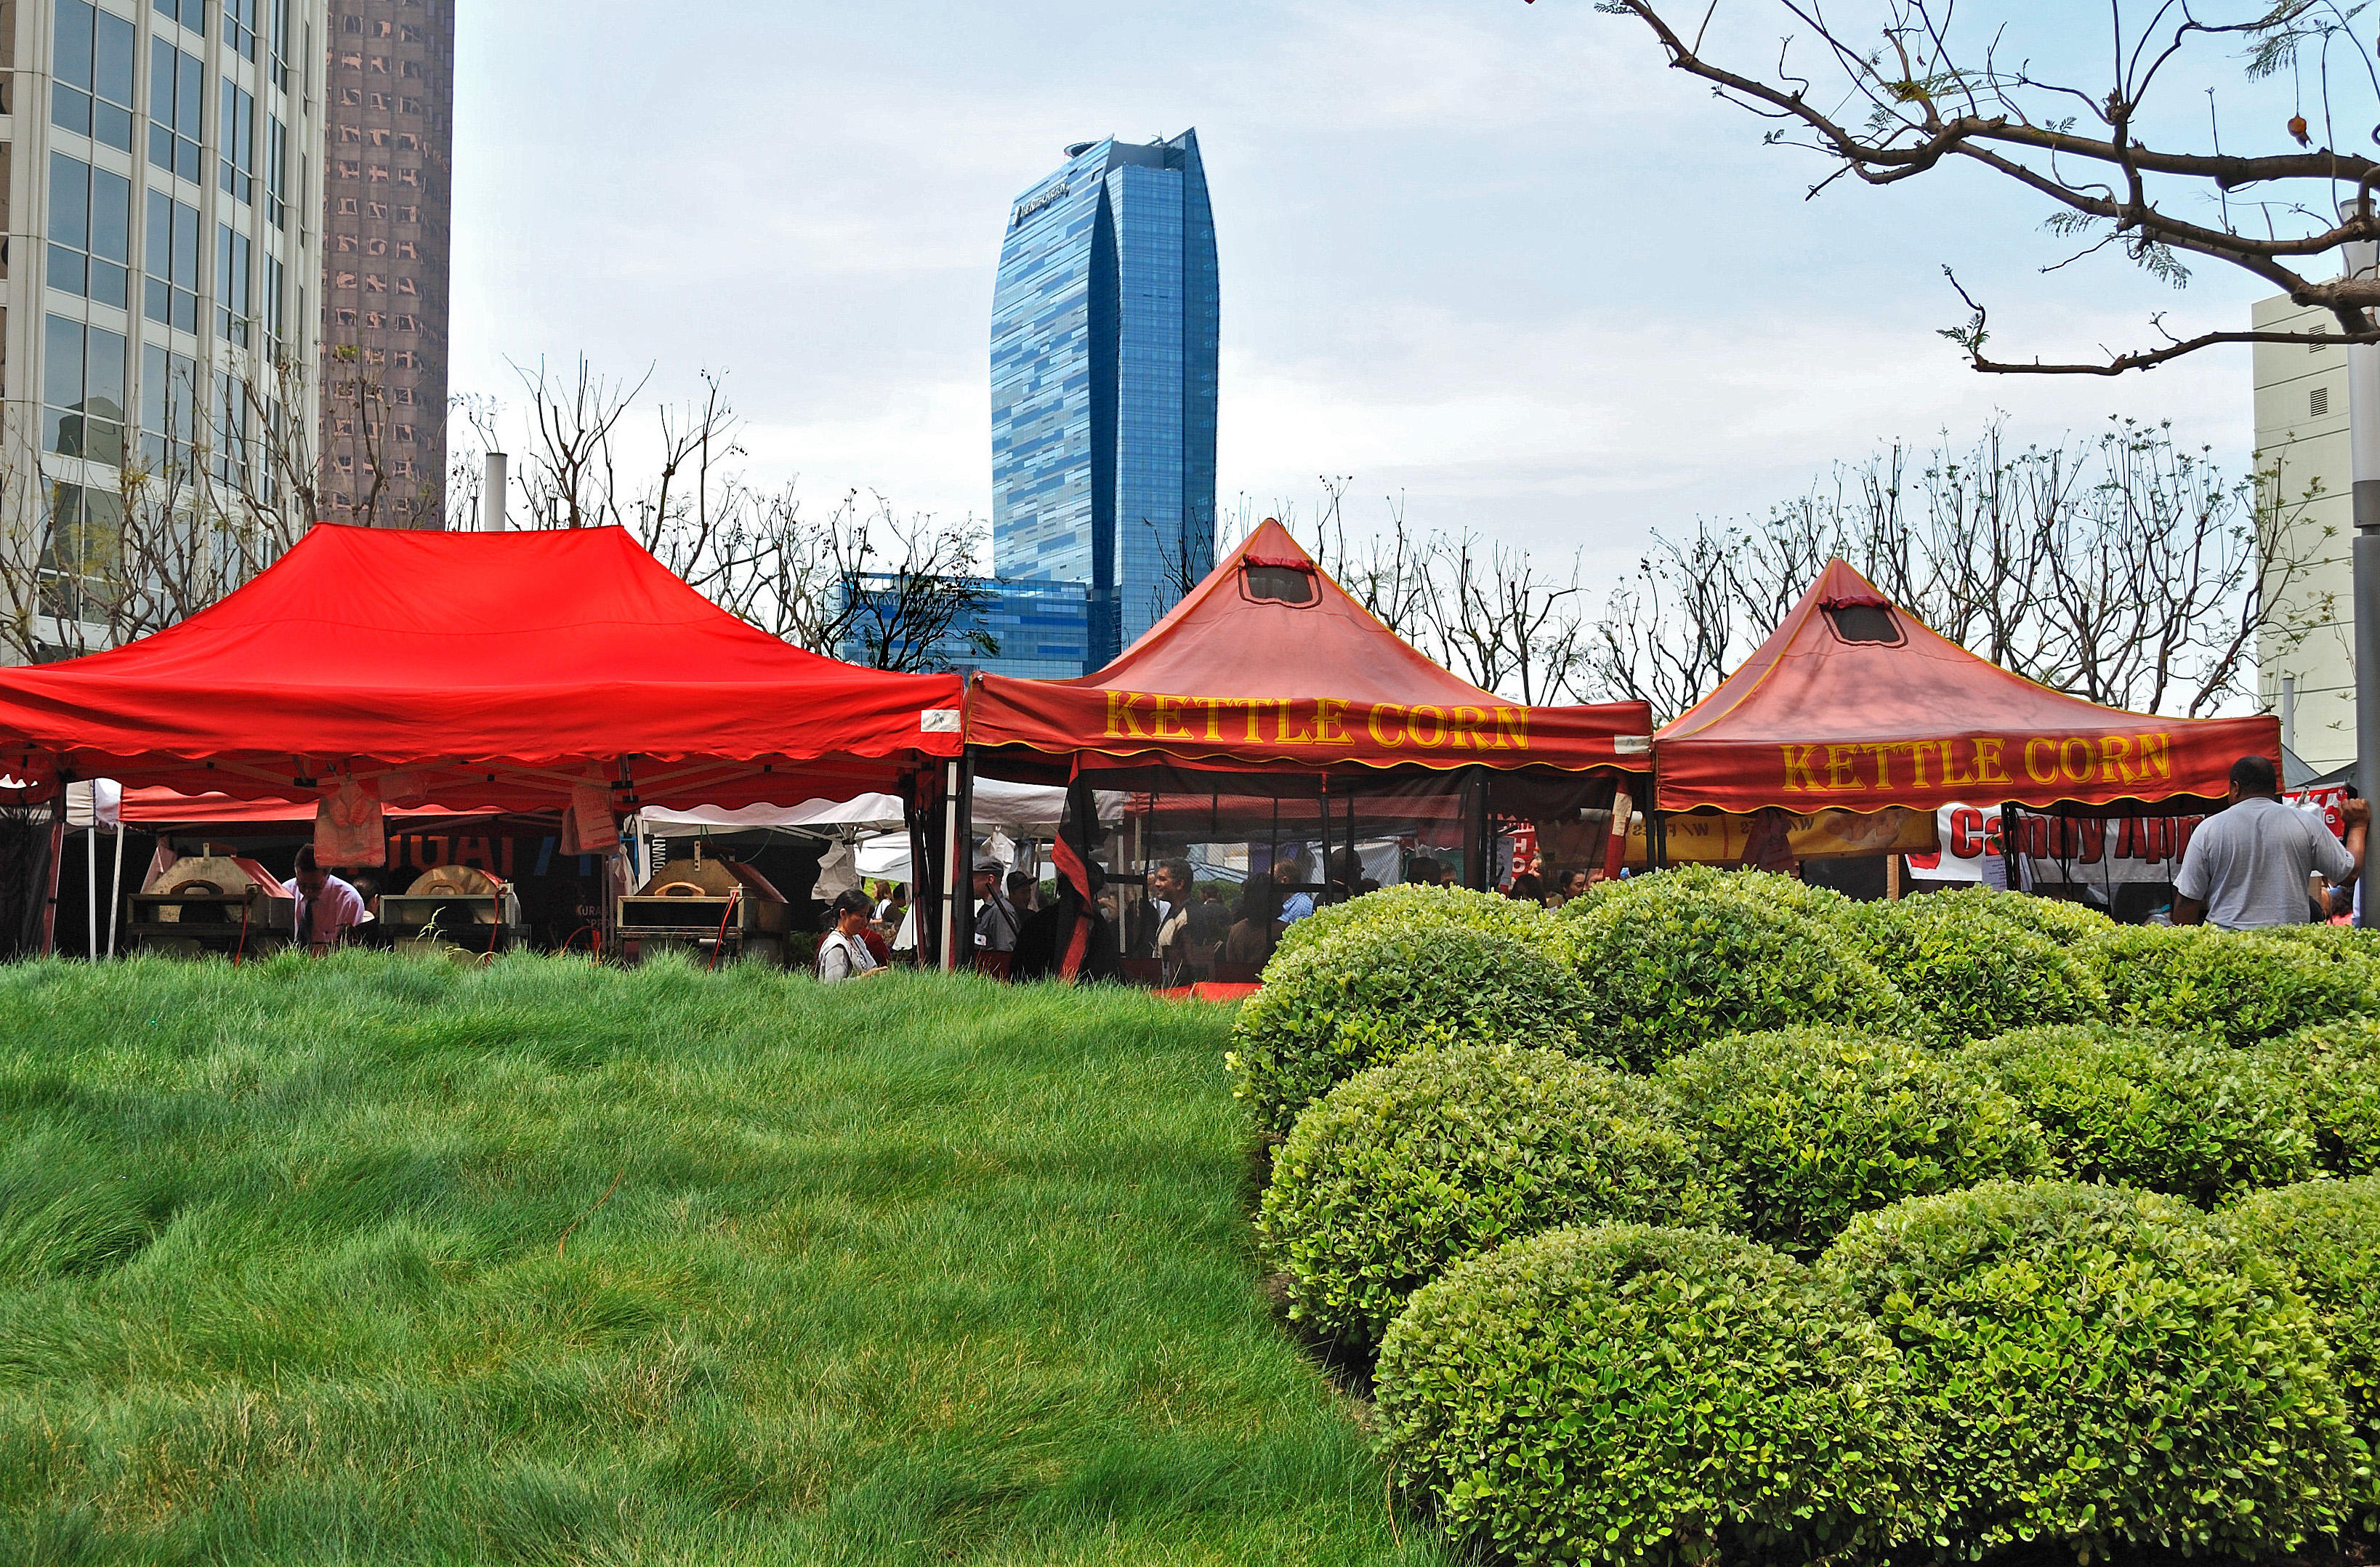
(636, 781), (1098, 839)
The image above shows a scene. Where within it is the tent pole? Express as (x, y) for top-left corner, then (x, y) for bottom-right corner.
(106, 817), (127, 957)
(86, 823), (97, 959)
(939, 760), (960, 971)
(37, 789), (65, 959)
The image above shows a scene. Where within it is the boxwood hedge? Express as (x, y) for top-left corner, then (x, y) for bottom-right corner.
(1819, 1180), (2363, 1563)
(1560, 862), (1855, 929)
(1376, 1223), (1935, 1567)
(1909, 884), (2116, 948)
(2263, 1017), (2380, 1175)
(2218, 1175), (2380, 1449)
(1655, 1028), (2050, 1254)
(1256, 1044), (1738, 1347)
(1963, 1024), (2320, 1204)
(2089, 924), (2379, 1044)
(1270, 882), (1557, 964)
(1558, 880), (1907, 1069)
(1225, 921), (1592, 1135)
(1842, 895), (2107, 1043)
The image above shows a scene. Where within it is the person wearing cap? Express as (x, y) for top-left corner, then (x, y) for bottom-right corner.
(972, 855), (1020, 954)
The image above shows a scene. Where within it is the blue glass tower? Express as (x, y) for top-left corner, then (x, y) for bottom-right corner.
(991, 131), (1219, 668)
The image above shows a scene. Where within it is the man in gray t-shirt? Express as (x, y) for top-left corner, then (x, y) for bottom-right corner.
(2174, 754), (2366, 929)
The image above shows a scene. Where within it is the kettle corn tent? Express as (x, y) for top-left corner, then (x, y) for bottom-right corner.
(954, 521), (1655, 970)
(1647, 559), (2281, 898)
(0, 523), (968, 956)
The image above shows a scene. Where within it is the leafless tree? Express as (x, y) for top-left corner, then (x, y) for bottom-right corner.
(1585, 418), (2330, 720)
(1592, 0), (2380, 371)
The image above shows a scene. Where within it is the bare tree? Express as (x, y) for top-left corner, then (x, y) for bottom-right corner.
(1586, 419), (2331, 720)
(1592, 0), (2380, 371)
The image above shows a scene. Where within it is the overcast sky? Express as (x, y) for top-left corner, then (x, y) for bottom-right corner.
(450, 1), (2290, 582)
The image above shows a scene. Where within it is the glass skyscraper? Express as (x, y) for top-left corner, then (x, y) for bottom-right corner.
(990, 130), (1218, 668)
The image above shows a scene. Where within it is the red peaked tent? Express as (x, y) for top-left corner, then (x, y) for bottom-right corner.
(1655, 559), (2277, 815)
(965, 520), (1654, 776)
(0, 523), (964, 809)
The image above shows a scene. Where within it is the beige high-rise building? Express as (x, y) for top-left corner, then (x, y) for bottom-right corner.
(0, 0), (329, 661)
(2252, 294), (2357, 773)
(314, 0), (448, 528)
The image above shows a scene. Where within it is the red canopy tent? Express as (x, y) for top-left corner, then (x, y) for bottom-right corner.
(967, 520), (1653, 778)
(0, 523), (964, 809)
(1654, 558), (2278, 818)
(956, 523), (1654, 955)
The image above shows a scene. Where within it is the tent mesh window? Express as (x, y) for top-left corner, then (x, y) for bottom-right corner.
(1241, 564), (1317, 605)
(1823, 603), (1902, 644)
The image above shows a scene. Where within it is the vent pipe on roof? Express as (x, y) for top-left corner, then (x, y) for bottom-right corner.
(483, 451), (508, 532)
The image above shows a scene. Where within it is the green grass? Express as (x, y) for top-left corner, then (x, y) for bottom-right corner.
(0, 953), (1440, 1566)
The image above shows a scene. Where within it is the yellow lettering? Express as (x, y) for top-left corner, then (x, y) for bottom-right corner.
(1939, 741), (1975, 788)
(2025, 738), (2057, 783)
(1826, 744), (1860, 790)
(2099, 735), (2134, 783)
(1973, 737), (2011, 785)
(1860, 743), (1895, 789)
(1369, 704), (1406, 748)
(1106, 690), (1147, 739)
(1315, 697), (1350, 744)
(1449, 705), (1486, 749)
(2060, 737), (2094, 783)
(1151, 694), (1190, 740)
(1495, 707), (1529, 749)
(1897, 741), (1931, 789)
(1198, 698), (1222, 742)
(2137, 732), (2171, 779)
(1410, 704), (1445, 747)
(1238, 700), (1264, 743)
(1781, 744), (1826, 791)
(1276, 699), (1315, 744)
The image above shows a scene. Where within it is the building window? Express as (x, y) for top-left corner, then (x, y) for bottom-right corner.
(44, 313), (129, 466)
(213, 371), (250, 484)
(140, 341), (201, 472)
(269, 0), (289, 89)
(222, 0), (257, 60)
(143, 190), (202, 333)
(265, 114), (288, 227)
(41, 482), (132, 626)
(215, 225), (251, 347)
(2312, 385), (2332, 417)
(153, 0), (206, 37)
(219, 79), (256, 204)
(52, 0), (137, 152)
(262, 252), (285, 357)
(148, 40), (205, 183)
(47, 153), (133, 308)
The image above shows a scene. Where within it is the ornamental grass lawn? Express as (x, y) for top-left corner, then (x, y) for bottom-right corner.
(0, 954), (1437, 1566)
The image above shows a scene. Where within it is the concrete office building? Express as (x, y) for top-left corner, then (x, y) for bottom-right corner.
(315, 0), (447, 527)
(2251, 292), (2358, 773)
(988, 130), (1218, 669)
(4, 0), (328, 659)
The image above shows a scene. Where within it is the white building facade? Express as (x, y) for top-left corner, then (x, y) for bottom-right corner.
(3, 0), (326, 661)
(2251, 292), (2358, 773)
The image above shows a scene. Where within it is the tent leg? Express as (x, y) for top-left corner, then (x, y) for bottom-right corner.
(85, 825), (97, 960)
(37, 793), (65, 959)
(1887, 852), (1903, 901)
(106, 821), (126, 958)
(940, 757), (967, 972)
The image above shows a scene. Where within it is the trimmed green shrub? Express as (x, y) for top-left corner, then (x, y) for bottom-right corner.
(1559, 878), (1908, 1068)
(1560, 861), (1855, 929)
(2264, 1017), (2380, 1175)
(1964, 1024), (2320, 1203)
(1270, 882), (1556, 964)
(2219, 1175), (2380, 1447)
(1842, 894), (2107, 1043)
(1225, 922), (1591, 1135)
(1256, 1044), (1739, 1347)
(1376, 1223), (1935, 1567)
(1819, 1180), (2363, 1562)
(1924, 885), (2118, 947)
(1656, 1028), (2050, 1254)
(2089, 923), (2378, 1044)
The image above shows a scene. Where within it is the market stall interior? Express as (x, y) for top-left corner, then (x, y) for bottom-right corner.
(0, 523), (965, 960)
(953, 520), (1658, 979)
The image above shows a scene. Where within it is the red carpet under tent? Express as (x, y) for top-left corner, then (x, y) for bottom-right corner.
(1653, 559), (2278, 817)
(0, 523), (964, 810)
